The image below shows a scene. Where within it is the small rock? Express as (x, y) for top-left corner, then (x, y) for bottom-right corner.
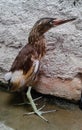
(0, 122), (14, 130)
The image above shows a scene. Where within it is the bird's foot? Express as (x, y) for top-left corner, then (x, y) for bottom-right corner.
(14, 101), (30, 106)
(14, 96), (42, 106)
(24, 105), (56, 122)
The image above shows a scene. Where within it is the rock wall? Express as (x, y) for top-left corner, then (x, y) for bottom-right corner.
(0, 0), (82, 100)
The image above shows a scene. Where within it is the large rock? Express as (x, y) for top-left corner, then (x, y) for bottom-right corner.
(34, 76), (82, 101)
(0, 0), (82, 100)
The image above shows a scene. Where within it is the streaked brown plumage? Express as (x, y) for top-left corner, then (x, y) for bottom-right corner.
(10, 37), (46, 74)
(5, 17), (76, 122)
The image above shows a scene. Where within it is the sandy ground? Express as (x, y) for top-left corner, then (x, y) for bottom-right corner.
(0, 89), (82, 130)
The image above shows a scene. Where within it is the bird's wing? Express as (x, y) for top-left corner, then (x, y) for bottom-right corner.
(10, 44), (38, 74)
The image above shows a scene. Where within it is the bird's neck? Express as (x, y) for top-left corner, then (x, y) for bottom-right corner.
(28, 32), (46, 57)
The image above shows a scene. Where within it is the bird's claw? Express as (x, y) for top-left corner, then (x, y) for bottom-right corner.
(24, 105), (57, 122)
(14, 102), (30, 106)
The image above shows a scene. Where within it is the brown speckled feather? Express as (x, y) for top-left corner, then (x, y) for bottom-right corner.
(10, 44), (37, 74)
(10, 36), (46, 75)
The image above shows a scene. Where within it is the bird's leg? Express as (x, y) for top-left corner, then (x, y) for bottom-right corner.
(25, 86), (48, 122)
(24, 86), (56, 122)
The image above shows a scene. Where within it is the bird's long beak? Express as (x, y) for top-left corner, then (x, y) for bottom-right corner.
(53, 18), (76, 26)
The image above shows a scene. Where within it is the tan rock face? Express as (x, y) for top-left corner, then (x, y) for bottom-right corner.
(34, 76), (82, 101)
(0, 0), (82, 101)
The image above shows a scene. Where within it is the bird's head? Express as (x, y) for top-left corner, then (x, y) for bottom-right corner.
(28, 17), (76, 43)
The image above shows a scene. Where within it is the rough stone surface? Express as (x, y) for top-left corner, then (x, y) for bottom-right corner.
(0, 122), (14, 130)
(0, 0), (82, 100)
(34, 76), (82, 101)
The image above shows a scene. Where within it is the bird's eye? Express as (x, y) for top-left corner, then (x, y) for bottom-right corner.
(49, 21), (54, 26)
(49, 21), (53, 25)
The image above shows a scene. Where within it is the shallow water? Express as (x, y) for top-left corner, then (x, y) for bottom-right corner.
(0, 89), (82, 130)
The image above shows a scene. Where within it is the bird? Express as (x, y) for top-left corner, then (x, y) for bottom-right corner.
(4, 17), (76, 122)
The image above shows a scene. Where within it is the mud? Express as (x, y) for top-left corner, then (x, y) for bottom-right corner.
(0, 88), (82, 130)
